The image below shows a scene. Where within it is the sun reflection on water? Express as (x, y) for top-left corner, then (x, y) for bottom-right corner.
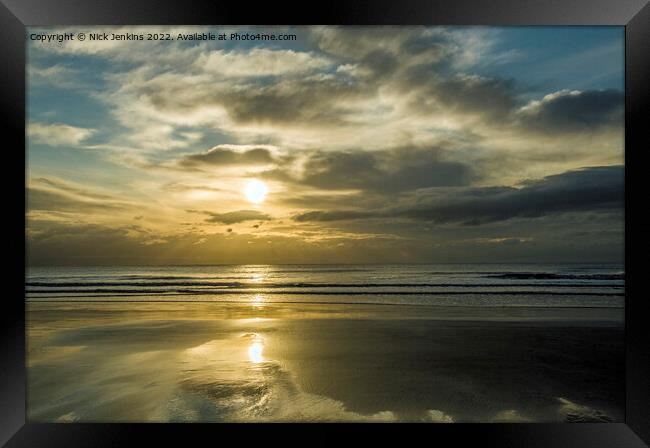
(251, 294), (265, 308)
(249, 274), (265, 283)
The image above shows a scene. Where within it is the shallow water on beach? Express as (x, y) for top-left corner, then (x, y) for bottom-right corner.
(27, 301), (624, 423)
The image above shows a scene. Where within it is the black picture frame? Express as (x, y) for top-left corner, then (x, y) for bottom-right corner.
(2, 0), (648, 446)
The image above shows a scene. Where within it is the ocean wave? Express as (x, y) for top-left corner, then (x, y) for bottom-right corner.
(25, 288), (625, 296)
(25, 281), (624, 288)
(486, 273), (624, 280)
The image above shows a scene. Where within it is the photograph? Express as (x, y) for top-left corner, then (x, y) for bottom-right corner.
(25, 25), (626, 424)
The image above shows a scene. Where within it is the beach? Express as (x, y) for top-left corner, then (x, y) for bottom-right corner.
(27, 300), (624, 423)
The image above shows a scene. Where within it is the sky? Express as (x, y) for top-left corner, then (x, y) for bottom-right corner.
(26, 26), (624, 265)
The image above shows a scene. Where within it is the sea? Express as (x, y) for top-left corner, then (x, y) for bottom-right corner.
(26, 263), (624, 308)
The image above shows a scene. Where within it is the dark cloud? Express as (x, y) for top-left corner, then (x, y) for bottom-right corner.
(265, 147), (474, 193)
(143, 76), (368, 128)
(517, 89), (623, 133)
(218, 79), (366, 126)
(294, 166), (623, 225)
(432, 76), (520, 119)
(360, 49), (400, 78)
(310, 27), (446, 70)
(190, 209), (272, 225)
(403, 68), (622, 134)
(283, 192), (366, 209)
(179, 146), (274, 168)
(294, 210), (375, 223)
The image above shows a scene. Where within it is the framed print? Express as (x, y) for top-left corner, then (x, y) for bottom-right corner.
(1, 0), (649, 446)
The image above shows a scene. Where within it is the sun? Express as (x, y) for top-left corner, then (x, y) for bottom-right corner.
(244, 180), (268, 204)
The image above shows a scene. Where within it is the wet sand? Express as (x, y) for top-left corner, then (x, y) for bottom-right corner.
(27, 302), (624, 422)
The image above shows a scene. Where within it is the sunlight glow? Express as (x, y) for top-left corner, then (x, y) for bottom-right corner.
(244, 180), (268, 204)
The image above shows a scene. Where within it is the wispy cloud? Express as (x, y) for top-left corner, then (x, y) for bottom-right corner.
(28, 122), (95, 146)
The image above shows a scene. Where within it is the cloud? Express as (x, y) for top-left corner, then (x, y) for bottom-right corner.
(190, 209), (272, 224)
(264, 147), (475, 193)
(27, 188), (124, 214)
(518, 89), (623, 133)
(27, 208), (623, 265)
(28, 122), (95, 146)
(213, 77), (366, 126)
(179, 145), (275, 169)
(309, 26), (448, 71)
(27, 178), (130, 214)
(398, 165), (622, 224)
(420, 74), (520, 120)
(309, 28), (522, 120)
(294, 210), (374, 222)
(294, 165), (623, 225)
(196, 48), (332, 77)
(444, 28), (523, 70)
(26, 219), (173, 265)
(163, 182), (223, 193)
(26, 218), (394, 265)
(28, 64), (80, 88)
(40, 26), (621, 173)
(32, 178), (116, 201)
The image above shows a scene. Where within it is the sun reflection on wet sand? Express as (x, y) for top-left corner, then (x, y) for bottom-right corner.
(248, 335), (264, 363)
